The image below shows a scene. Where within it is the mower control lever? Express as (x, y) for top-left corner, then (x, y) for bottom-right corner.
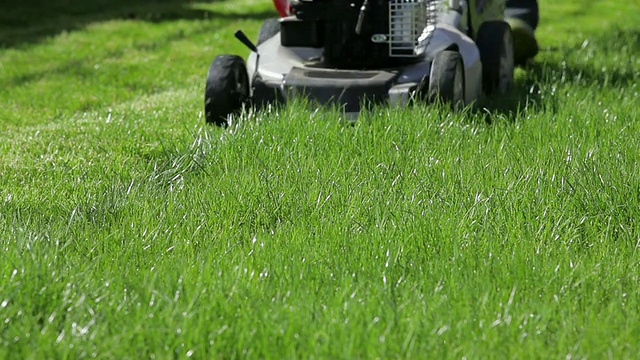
(234, 30), (258, 53)
(355, 0), (370, 35)
(234, 30), (260, 79)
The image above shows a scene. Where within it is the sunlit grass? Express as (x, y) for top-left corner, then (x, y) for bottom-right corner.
(1, 0), (639, 358)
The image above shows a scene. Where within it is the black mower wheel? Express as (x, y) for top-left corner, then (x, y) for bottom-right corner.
(257, 18), (280, 46)
(476, 21), (515, 95)
(204, 54), (250, 126)
(428, 50), (465, 108)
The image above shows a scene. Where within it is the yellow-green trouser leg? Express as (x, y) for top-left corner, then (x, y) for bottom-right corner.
(505, 0), (539, 64)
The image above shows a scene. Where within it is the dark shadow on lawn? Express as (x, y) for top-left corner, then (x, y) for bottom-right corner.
(477, 64), (545, 122)
(0, 0), (277, 48)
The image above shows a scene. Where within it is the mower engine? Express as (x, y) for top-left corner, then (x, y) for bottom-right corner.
(281, 0), (438, 68)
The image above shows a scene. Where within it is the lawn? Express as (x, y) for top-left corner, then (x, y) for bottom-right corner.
(1, 0), (639, 358)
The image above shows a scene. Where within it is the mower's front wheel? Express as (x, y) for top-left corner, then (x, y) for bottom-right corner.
(204, 54), (250, 126)
(476, 21), (515, 95)
(428, 50), (465, 109)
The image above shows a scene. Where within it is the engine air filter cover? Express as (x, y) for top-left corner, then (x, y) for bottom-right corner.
(388, 0), (439, 57)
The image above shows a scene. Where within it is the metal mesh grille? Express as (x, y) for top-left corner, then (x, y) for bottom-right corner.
(388, 0), (438, 57)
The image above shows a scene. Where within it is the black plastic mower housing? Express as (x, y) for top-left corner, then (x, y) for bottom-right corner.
(281, 0), (406, 68)
(282, 67), (399, 112)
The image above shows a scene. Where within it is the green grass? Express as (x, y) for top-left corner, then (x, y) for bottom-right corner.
(1, 0), (639, 358)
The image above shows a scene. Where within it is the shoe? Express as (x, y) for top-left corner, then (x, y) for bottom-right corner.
(506, 17), (539, 65)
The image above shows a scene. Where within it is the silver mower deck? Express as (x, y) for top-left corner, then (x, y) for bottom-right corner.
(247, 14), (482, 113)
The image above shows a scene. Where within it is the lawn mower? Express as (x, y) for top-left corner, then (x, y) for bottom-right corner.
(204, 0), (514, 125)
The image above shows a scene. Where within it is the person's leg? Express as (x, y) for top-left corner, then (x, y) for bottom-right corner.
(505, 0), (539, 64)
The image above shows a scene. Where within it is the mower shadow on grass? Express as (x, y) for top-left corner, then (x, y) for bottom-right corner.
(0, 0), (276, 48)
(476, 65), (545, 122)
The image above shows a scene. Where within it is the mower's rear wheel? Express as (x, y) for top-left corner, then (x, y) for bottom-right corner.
(204, 54), (250, 126)
(476, 21), (515, 95)
(428, 50), (465, 109)
(257, 18), (280, 46)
